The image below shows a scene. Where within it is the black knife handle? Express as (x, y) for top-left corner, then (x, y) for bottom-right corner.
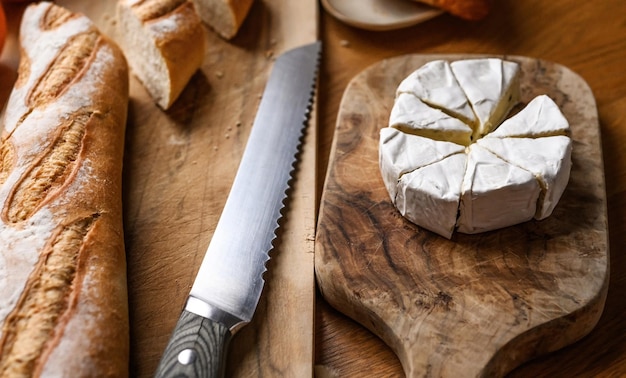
(155, 310), (232, 378)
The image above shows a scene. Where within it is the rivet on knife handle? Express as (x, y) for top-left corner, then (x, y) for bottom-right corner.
(155, 310), (231, 378)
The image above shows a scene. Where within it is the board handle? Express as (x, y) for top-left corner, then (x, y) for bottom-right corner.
(155, 309), (231, 378)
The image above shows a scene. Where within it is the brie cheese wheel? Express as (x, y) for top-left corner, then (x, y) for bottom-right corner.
(380, 58), (572, 238)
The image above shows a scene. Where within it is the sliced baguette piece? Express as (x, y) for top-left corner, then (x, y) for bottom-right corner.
(0, 2), (129, 377)
(117, 0), (206, 110)
(192, 0), (254, 39)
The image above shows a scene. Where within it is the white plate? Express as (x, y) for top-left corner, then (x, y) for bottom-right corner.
(321, 0), (443, 31)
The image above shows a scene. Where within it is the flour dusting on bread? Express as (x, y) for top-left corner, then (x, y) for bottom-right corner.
(0, 2), (130, 376)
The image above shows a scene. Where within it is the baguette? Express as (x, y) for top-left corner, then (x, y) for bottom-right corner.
(117, 0), (207, 110)
(0, 2), (129, 377)
(192, 0), (254, 39)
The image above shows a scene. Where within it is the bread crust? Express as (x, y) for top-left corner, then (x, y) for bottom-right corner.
(0, 2), (129, 377)
(117, 0), (206, 109)
(415, 0), (492, 20)
(193, 0), (255, 39)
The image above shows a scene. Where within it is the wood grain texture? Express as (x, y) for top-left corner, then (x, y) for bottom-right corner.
(315, 54), (608, 377)
(0, 0), (317, 377)
(315, 1), (626, 376)
(3, 0), (626, 376)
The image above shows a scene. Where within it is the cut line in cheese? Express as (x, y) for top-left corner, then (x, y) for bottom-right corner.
(396, 60), (477, 126)
(477, 136), (572, 219)
(488, 95), (570, 138)
(396, 153), (467, 239)
(380, 58), (572, 238)
(389, 93), (473, 146)
(450, 58), (521, 140)
(457, 144), (540, 234)
(380, 127), (466, 201)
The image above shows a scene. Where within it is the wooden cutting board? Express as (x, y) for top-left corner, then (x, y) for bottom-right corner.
(315, 54), (609, 377)
(1, 0), (318, 376)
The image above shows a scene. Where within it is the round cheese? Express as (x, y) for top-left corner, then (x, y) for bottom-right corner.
(380, 59), (572, 238)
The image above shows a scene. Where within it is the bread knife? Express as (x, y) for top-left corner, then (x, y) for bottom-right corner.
(154, 41), (321, 378)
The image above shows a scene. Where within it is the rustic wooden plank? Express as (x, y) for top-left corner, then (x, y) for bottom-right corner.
(315, 54), (608, 377)
(1, 0), (317, 376)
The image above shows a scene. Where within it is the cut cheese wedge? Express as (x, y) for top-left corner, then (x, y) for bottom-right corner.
(458, 145), (541, 234)
(379, 127), (465, 200)
(395, 153), (467, 239)
(477, 136), (572, 219)
(488, 95), (570, 138)
(389, 93), (473, 146)
(450, 58), (521, 140)
(396, 60), (477, 126)
(380, 58), (572, 238)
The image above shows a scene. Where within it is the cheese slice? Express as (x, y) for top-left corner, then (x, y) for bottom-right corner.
(395, 153), (467, 239)
(457, 144), (541, 234)
(396, 60), (477, 126)
(389, 93), (473, 146)
(488, 95), (570, 138)
(379, 127), (465, 200)
(477, 136), (572, 219)
(450, 58), (521, 140)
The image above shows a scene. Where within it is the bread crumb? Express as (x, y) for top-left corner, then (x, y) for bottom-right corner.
(215, 71), (224, 79)
(340, 40), (350, 47)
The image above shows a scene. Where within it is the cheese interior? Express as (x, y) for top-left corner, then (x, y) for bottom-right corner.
(381, 58), (572, 238)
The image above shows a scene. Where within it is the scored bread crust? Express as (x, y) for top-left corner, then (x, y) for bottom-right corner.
(192, 0), (255, 39)
(0, 2), (129, 377)
(117, 0), (207, 110)
(414, 0), (491, 20)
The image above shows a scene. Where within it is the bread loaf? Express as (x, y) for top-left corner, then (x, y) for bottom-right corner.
(117, 0), (206, 110)
(192, 0), (254, 39)
(0, 2), (129, 377)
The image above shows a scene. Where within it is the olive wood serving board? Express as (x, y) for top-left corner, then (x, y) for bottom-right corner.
(315, 54), (609, 377)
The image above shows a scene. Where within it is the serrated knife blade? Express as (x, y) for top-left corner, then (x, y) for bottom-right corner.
(154, 41), (321, 378)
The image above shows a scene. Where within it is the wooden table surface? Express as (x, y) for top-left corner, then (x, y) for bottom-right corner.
(1, 0), (625, 377)
(314, 0), (626, 376)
